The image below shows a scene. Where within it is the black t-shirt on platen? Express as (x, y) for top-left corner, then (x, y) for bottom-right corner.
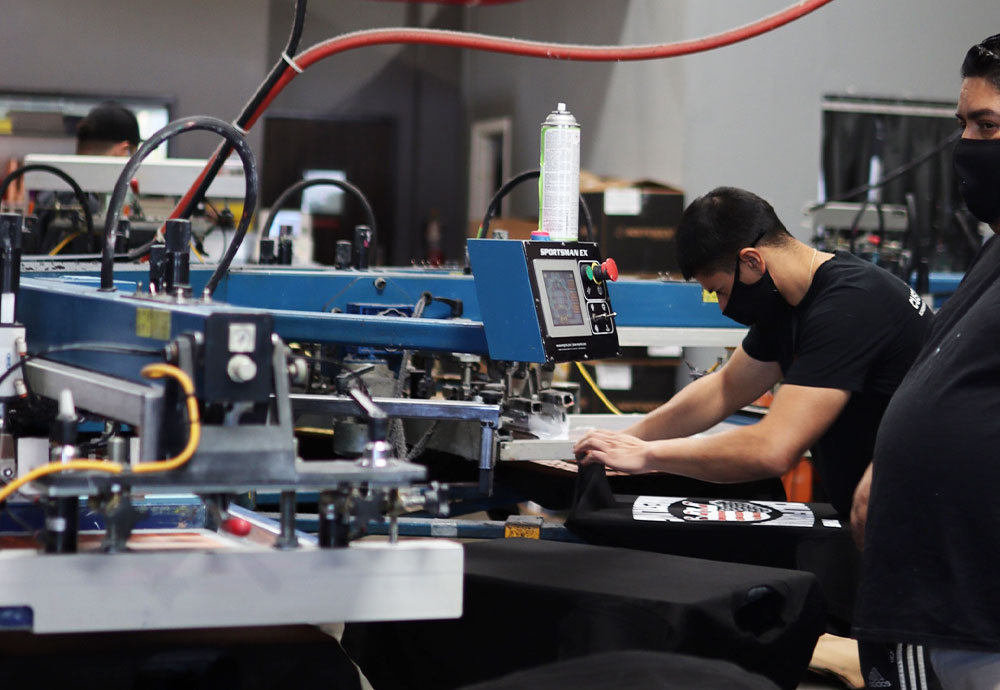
(742, 251), (934, 517)
(856, 235), (1000, 652)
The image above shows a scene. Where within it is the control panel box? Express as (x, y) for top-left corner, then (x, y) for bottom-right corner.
(202, 312), (274, 403)
(467, 239), (620, 363)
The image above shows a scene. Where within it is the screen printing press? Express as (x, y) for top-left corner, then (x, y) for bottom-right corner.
(3, 209), (835, 689)
(2, 226), (647, 634)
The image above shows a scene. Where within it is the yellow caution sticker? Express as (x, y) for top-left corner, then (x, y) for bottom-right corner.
(702, 289), (719, 303)
(0, 118), (11, 135)
(504, 523), (541, 539)
(136, 308), (171, 340)
(504, 515), (543, 539)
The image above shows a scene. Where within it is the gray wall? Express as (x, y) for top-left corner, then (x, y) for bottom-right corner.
(682, 0), (998, 239)
(265, 0), (466, 264)
(464, 0), (1000, 239)
(0, 0), (270, 158)
(463, 2), (687, 217)
(5, 0), (998, 255)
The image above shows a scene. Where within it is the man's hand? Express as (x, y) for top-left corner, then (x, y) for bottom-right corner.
(573, 429), (652, 474)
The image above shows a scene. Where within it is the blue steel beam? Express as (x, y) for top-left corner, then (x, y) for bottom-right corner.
(22, 258), (966, 322)
(268, 308), (488, 353)
(24, 262), (741, 328)
(17, 277), (489, 387)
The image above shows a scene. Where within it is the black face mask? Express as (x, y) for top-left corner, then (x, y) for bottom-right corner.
(953, 138), (1000, 225)
(723, 253), (790, 327)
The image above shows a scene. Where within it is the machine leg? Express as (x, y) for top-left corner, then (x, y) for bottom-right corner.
(44, 496), (78, 554)
(317, 492), (351, 548)
(274, 490), (299, 550)
(479, 423), (496, 496)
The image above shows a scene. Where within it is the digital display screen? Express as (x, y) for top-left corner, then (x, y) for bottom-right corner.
(543, 270), (584, 327)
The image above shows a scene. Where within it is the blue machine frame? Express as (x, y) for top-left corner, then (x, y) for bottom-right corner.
(21, 259), (741, 366)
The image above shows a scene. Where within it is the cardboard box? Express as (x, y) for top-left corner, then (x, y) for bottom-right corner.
(580, 173), (684, 278)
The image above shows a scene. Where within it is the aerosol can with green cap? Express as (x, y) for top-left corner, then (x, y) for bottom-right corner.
(539, 103), (580, 241)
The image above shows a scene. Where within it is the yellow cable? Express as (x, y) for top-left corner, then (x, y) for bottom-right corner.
(190, 241), (206, 264)
(132, 363), (200, 474)
(48, 231), (82, 256)
(295, 426), (335, 436)
(0, 459), (123, 504)
(0, 363), (200, 502)
(575, 361), (623, 415)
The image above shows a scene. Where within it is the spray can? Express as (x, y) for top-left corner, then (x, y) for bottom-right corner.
(539, 103), (580, 241)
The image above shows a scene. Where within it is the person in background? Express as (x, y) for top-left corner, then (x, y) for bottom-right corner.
(32, 101), (140, 253)
(854, 33), (1000, 690)
(75, 101), (140, 157)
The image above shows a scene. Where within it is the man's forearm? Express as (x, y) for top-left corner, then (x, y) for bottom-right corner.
(624, 373), (735, 441)
(642, 424), (797, 483)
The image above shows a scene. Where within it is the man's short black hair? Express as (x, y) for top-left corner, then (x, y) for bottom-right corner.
(962, 33), (1000, 92)
(675, 186), (792, 280)
(76, 101), (140, 147)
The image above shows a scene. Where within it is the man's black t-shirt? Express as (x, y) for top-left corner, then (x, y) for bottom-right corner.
(855, 235), (1000, 652)
(742, 251), (933, 517)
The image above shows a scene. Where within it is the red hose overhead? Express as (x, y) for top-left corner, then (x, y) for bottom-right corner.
(382, 1), (522, 4)
(252, 0), (834, 127)
(170, 0), (834, 230)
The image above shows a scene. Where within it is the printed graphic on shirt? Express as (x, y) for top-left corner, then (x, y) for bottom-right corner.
(632, 496), (818, 527)
(908, 288), (928, 316)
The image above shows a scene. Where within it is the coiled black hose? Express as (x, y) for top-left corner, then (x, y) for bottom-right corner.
(260, 177), (377, 251)
(0, 163), (95, 239)
(477, 168), (593, 241)
(101, 116), (257, 295)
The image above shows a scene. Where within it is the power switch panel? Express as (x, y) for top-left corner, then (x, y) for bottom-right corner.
(203, 313), (273, 403)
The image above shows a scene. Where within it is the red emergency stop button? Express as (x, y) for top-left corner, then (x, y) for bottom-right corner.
(601, 258), (618, 282)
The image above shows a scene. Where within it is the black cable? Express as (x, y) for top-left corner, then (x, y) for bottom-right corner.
(125, 237), (156, 261)
(847, 199), (869, 254)
(172, 0), (308, 223)
(579, 190), (594, 242)
(810, 130), (960, 211)
(875, 200), (885, 263)
(260, 177), (378, 252)
(0, 342), (166, 393)
(477, 168), (593, 241)
(0, 164), (95, 239)
(478, 169), (539, 238)
(77, 422), (119, 454)
(904, 192), (922, 285)
(406, 420), (439, 461)
(100, 116), (258, 296)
